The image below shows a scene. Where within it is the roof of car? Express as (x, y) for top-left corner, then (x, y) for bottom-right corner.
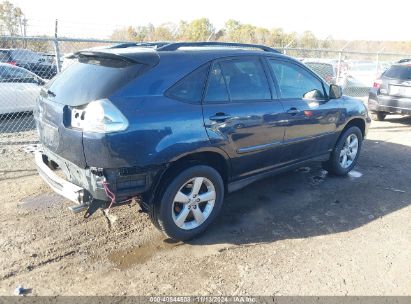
(75, 45), (287, 67)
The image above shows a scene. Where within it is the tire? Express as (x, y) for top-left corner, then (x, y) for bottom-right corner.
(370, 112), (386, 121)
(149, 165), (224, 241)
(323, 126), (363, 176)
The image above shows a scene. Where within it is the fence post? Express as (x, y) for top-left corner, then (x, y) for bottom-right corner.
(53, 19), (62, 73)
(376, 47), (385, 76)
(336, 41), (353, 83)
(337, 51), (342, 83)
(283, 39), (295, 56)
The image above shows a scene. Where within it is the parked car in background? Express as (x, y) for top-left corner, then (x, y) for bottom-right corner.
(304, 60), (337, 84)
(368, 63), (411, 120)
(34, 42), (370, 241)
(0, 49), (57, 79)
(0, 63), (45, 115)
(343, 62), (387, 89)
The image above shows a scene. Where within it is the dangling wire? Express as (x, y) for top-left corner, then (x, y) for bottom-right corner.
(102, 180), (116, 212)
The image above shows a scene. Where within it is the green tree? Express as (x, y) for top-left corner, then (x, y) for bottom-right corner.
(179, 18), (214, 41)
(300, 31), (318, 48)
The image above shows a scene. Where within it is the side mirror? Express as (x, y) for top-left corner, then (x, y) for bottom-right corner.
(329, 84), (342, 99)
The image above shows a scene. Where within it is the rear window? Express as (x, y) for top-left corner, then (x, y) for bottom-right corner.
(384, 65), (411, 80)
(47, 56), (143, 106)
(11, 50), (42, 62)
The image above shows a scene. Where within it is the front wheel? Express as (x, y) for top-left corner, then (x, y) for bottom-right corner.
(149, 165), (224, 241)
(323, 126), (363, 176)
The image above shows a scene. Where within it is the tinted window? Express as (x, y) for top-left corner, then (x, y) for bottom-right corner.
(220, 59), (271, 101)
(0, 51), (11, 61)
(0, 66), (12, 81)
(0, 66), (37, 83)
(7, 66), (34, 78)
(47, 57), (142, 106)
(384, 65), (411, 80)
(167, 64), (209, 103)
(204, 63), (229, 103)
(269, 60), (325, 100)
(11, 50), (42, 62)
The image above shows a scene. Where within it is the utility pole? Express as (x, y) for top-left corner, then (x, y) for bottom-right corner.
(53, 19), (62, 73)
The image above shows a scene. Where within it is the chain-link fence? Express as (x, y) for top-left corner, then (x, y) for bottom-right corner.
(0, 36), (129, 148)
(0, 35), (410, 149)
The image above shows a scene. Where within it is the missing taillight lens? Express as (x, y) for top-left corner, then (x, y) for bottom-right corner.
(70, 99), (128, 133)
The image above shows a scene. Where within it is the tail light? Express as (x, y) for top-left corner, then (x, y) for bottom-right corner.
(8, 61), (16, 66)
(373, 79), (382, 89)
(70, 99), (129, 133)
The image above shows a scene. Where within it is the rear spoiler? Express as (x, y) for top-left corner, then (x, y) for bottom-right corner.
(69, 49), (160, 66)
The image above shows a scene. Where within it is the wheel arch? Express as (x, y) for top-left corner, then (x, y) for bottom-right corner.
(144, 148), (231, 207)
(342, 117), (366, 139)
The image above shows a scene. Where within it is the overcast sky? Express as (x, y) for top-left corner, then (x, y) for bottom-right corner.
(12, 0), (411, 41)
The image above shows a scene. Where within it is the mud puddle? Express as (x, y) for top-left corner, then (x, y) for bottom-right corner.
(108, 237), (183, 270)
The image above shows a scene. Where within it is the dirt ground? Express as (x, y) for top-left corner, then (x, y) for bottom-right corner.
(0, 114), (410, 296)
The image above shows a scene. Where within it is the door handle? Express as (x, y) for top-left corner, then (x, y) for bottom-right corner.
(286, 107), (300, 115)
(209, 113), (231, 121)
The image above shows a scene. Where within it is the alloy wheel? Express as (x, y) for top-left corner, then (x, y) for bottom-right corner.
(171, 177), (216, 230)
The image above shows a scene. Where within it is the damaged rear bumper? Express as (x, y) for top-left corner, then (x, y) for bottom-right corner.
(35, 147), (163, 204)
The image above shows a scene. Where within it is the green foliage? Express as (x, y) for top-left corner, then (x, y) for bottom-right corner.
(179, 18), (214, 41)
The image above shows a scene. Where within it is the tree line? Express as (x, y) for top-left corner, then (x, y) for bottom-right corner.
(1, 0), (411, 56)
(110, 18), (411, 55)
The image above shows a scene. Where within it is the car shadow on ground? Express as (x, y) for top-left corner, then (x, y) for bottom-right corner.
(384, 115), (411, 125)
(187, 139), (411, 246)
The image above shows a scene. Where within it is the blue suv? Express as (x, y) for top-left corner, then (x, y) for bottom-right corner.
(34, 42), (370, 240)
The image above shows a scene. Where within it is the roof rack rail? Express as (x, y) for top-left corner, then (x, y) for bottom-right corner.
(109, 42), (172, 49)
(157, 42), (280, 53)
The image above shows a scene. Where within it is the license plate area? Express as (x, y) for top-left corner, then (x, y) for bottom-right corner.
(389, 85), (411, 98)
(39, 121), (59, 150)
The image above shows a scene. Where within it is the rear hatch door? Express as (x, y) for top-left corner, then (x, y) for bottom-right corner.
(35, 50), (153, 168)
(380, 65), (411, 109)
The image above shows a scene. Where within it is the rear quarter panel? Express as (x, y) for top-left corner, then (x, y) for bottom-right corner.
(82, 95), (212, 168)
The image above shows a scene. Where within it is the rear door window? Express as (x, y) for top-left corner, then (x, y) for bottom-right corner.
(219, 59), (271, 101)
(204, 58), (271, 103)
(384, 65), (411, 80)
(166, 64), (209, 103)
(204, 63), (230, 103)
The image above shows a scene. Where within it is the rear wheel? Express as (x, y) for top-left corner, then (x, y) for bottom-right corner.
(323, 126), (363, 176)
(370, 111), (386, 121)
(149, 165), (224, 241)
